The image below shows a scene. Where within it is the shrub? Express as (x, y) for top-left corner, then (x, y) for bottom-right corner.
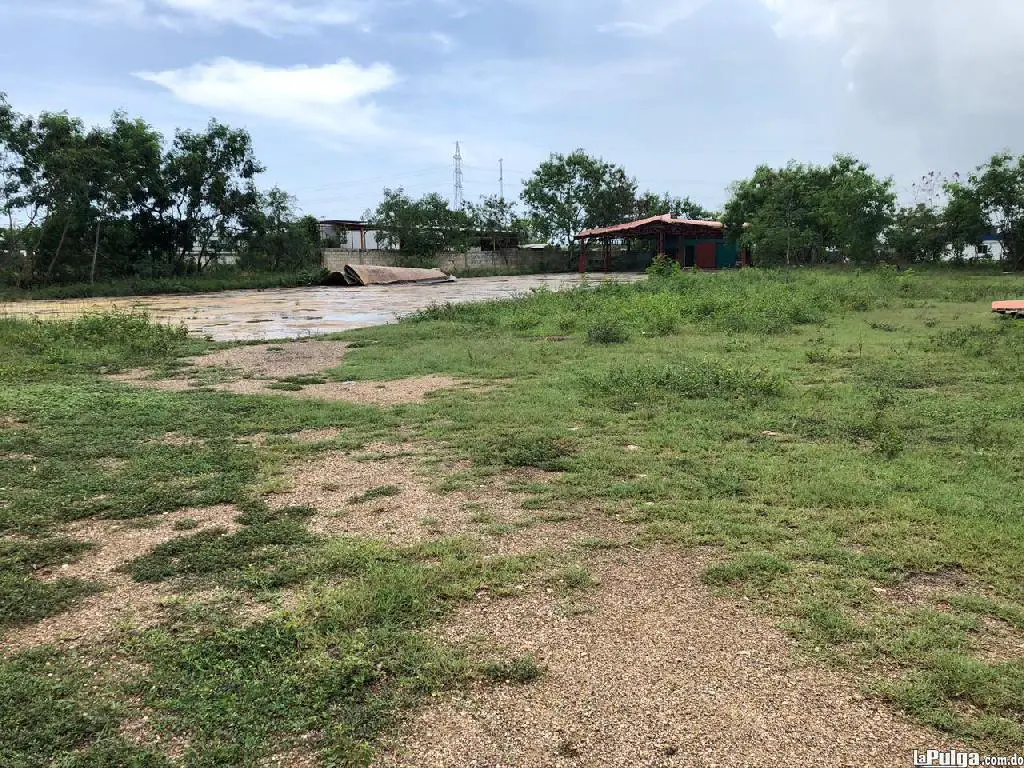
(586, 317), (631, 344)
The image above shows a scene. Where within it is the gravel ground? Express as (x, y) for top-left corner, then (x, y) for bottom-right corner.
(268, 448), (632, 555)
(220, 374), (465, 405)
(375, 547), (959, 768)
(111, 338), (470, 405)
(1, 505), (241, 653)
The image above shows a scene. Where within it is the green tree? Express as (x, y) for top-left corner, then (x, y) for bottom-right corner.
(887, 204), (947, 264)
(723, 155), (894, 266)
(164, 120), (264, 274)
(366, 188), (470, 268)
(946, 152), (1024, 269)
(521, 150), (637, 251)
(634, 191), (716, 220)
(240, 188), (321, 271)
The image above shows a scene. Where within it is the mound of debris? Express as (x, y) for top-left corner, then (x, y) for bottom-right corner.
(324, 264), (456, 287)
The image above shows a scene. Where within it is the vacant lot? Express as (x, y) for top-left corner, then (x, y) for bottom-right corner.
(1, 267), (1022, 767)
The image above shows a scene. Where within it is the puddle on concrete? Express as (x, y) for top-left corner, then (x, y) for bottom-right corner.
(0, 273), (642, 341)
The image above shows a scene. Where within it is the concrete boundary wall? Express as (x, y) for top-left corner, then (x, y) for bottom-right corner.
(323, 248), (574, 274)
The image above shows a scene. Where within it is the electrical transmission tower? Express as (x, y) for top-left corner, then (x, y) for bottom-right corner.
(499, 158), (504, 203)
(453, 142), (464, 210)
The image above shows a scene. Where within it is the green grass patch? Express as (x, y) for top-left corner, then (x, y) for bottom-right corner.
(348, 485), (402, 505)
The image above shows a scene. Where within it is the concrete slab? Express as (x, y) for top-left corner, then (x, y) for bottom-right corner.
(0, 273), (643, 341)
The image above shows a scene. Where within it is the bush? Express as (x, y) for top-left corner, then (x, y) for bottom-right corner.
(586, 317), (631, 344)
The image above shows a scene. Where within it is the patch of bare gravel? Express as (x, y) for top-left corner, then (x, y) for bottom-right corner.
(377, 547), (958, 768)
(111, 339), (350, 386)
(0, 505), (241, 653)
(888, 567), (970, 607)
(268, 448), (632, 555)
(155, 432), (206, 447)
(112, 336), (473, 405)
(190, 340), (351, 379)
(221, 374), (467, 405)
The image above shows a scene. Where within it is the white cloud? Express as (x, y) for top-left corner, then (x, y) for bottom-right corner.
(31, 0), (364, 35)
(597, 0), (713, 35)
(760, 0), (1024, 169)
(136, 58), (398, 140)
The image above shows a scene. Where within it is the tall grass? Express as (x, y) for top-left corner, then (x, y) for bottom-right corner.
(409, 266), (1024, 338)
(0, 268), (328, 301)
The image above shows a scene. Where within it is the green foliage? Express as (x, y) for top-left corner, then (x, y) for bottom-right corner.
(480, 655), (543, 684)
(586, 360), (785, 409)
(634, 191), (715, 220)
(348, 485), (403, 504)
(520, 149), (637, 249)
(723, 154), (895, 265)
(586, 316), (631, 344)
(0, 95), (321, 289)
(126, 538), (535, 766)
(365, 188), (470, 268)
(702, 553), (793, 588)
(0, 650), (120, 768)
(0, 311), (194, 380)
(947, 152), (1024, 270)
(646, 254), (682, 278)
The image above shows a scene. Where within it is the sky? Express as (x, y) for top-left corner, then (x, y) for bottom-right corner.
(2, 0), (1023, 220)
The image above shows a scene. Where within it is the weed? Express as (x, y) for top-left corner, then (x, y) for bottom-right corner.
(480, 655), (543, 684)
(348, 485), (402, 505)
(586, 317), (631, 345)
(702, 553), (792, 588)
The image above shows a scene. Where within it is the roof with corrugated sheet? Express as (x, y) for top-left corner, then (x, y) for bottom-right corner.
(576, 215), (725, 240)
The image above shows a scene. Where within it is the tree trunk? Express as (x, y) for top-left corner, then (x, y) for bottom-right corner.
(90, 219), (102, 285)
(45, 220), (71, 284)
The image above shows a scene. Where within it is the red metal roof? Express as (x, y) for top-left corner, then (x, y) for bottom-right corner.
(576, 214), (725, 240)
(992, 300), (1024, 317)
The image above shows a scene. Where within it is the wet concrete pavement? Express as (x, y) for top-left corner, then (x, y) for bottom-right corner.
(1, 273), (643, 341)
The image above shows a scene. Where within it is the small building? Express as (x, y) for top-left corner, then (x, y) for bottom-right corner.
(318, 220), (389, 252)
(575, 214), (749, 272)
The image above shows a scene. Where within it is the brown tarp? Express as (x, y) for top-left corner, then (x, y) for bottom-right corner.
(329, 264), (457, 287)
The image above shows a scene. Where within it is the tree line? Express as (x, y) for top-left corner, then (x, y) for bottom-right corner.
(370, 147), (1024, 271)
(5, 90), (1024, 288)
(0, 94), (320, 288)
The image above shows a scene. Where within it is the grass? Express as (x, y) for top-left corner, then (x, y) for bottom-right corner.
(0, 268), (327, 301)
(2, 265), (1024, 763)
(348, 485), (402, 504)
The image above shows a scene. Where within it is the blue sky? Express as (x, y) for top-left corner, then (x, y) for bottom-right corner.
(2, 0), (1023, 220)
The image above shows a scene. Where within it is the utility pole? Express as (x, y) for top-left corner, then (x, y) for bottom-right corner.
(453, 142), (464, 210)
(499, 158), (505, 228)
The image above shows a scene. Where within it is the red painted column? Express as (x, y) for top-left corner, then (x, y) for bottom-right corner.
(659, 230), (665, 255)
(603, 238), (610, 272)
(578, 240), (587, 273)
